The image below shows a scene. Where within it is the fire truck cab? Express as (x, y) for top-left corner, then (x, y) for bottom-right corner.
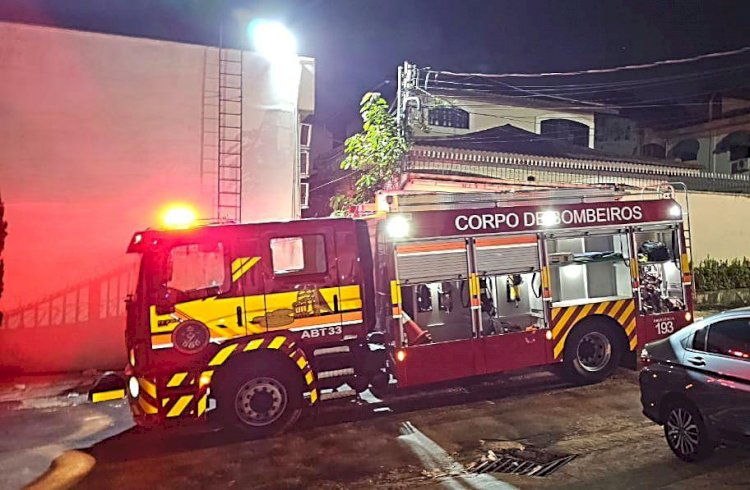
(113, 185), (693, 437)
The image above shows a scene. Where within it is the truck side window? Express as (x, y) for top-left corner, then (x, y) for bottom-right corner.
(270, 235), (327, 276)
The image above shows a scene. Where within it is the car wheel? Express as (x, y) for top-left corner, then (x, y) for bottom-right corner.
(562, 320), (622, 384)
(663, 401), (714, 462)
(215, 360), (303, 438)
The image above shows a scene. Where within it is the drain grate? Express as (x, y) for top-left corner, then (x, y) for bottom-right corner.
(469, 451), (577, 477)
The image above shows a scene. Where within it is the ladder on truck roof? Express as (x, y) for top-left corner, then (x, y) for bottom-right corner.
(382, 185), (650, 213)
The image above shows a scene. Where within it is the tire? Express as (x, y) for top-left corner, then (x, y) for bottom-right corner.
(214, 359), (303, 438)
(663, 400), (715, 462)
(562, 319), (622, 384)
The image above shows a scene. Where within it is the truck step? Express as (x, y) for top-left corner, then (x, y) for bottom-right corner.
(314, 346), (350, 356)
(317, 368), (355, 380)
(320, 389), (357, 401)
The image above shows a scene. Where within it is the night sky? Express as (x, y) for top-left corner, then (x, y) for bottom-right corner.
(4, 0), (750, 135)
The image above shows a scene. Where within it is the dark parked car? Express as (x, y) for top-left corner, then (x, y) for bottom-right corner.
(640, 307), (750, 461)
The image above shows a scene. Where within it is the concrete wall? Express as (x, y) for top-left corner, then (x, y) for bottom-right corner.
(676, 191), (750, 263)
(0, 22), (314, 373)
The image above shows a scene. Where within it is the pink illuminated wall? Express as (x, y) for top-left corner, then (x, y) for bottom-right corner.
(0, 22), (313, 373)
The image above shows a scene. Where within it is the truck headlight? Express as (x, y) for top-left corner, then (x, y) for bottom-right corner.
(129, 376), (140, 398)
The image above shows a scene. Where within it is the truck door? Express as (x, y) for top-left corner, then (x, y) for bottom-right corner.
(232, 237), (267, 336)
(473, 235), (548, 374)
(259, 225), (342, 341)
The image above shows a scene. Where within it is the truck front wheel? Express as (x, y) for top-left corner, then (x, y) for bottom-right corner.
(215, 360), (303, 438)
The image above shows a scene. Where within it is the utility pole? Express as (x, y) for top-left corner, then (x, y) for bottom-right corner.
(397, 61), (420, 140)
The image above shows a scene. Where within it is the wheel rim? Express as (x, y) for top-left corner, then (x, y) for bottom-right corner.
(666, 408), (700, 456)
(234, 377), (288, 427)
(576, 331), (612, 372)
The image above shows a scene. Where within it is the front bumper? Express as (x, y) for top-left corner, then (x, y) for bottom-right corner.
(127, 371), (211, 427)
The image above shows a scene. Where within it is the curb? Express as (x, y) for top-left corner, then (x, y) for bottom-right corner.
(24, 450), (95, 490)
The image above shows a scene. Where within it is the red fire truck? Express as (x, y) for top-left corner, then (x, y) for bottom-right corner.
(100, 186), (694, 437)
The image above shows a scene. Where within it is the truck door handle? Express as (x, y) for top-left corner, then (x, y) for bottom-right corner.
(333, 294), (339, 313)
(236, 306), (244, 327)
(688, 356), (705, 366)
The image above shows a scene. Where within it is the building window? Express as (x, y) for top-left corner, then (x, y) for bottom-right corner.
(540, 118), (589, 147)
(642, 143), (666, 159)
(428, 107), (469, 129)
(668, 139), (699, 162)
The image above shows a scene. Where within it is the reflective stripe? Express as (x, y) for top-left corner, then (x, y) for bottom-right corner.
(268, 336), (286, 349)
(197, 394), (208, 416)
(91, 389), (125, 403)
(139, 378), (157, 399)
(296, 356), (308, 370)
(167, 395), (193, 417)
(232, 257), (260, 282)
(310, 389), (318, 404)
(167, 372), (188, 388)
(209, 343), (238, 366)
(305, 371), (314, 386)
(244, 339), (264, 351)
(138, 396), (158, 414)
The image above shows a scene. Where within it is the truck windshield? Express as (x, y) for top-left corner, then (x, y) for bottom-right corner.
(161, 241), (228, 303)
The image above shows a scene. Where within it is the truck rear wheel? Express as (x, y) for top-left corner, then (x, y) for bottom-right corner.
(562, 319), (622, 384)
(215, 360), (303, 438)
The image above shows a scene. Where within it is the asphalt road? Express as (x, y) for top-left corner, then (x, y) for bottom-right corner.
(2, 368), (749, 489)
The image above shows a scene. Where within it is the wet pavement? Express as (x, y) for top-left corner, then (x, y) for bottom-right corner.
(2, 367), (749, 489)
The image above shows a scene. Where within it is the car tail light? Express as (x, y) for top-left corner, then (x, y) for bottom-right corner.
(640, 347), (653, 366)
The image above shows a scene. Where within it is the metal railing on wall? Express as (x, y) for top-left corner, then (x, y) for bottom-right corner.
(0, 263), (138, 330)
(405, 150), (750, 194)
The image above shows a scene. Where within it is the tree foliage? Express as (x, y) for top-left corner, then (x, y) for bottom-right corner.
(330, 92), (407, 215)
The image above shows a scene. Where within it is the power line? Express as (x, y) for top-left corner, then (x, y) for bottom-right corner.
(430, 45), (750, 79)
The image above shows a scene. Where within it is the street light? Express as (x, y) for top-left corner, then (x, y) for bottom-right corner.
(247, 20), (297, 60)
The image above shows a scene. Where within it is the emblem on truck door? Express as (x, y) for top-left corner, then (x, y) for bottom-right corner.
(172, 320), (210, 354)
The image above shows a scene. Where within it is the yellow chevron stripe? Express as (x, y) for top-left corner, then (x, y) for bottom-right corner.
(296, 356), (308, 370)
(244, 338), (263, 351)
(608, 300), (626, 319)
(268, 336), (286, 349)
(197, 394), (208, 416)
(231, 257), (247, 275)
(626, 318), (637, 336)
(138, 396), (158, 414)
(595, 301), (610, 314)
(139, 378), (157, 399)
(554, 331), (569, 359)
(617, 301), (635, 325)
(629, 335), (638, 350)
(167, 372), (188, 388)
(576, 303), (595, 324)
(232, 257), (260, 282)
(209, 343), (238, 366)
(552, 307), (578, 338)
(305, 371), (314, 386)
(551, 308), (562, 321)
(310, 388), (318, 404)
(167, 395), (193, 417)
(162, 398), (169, 407)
